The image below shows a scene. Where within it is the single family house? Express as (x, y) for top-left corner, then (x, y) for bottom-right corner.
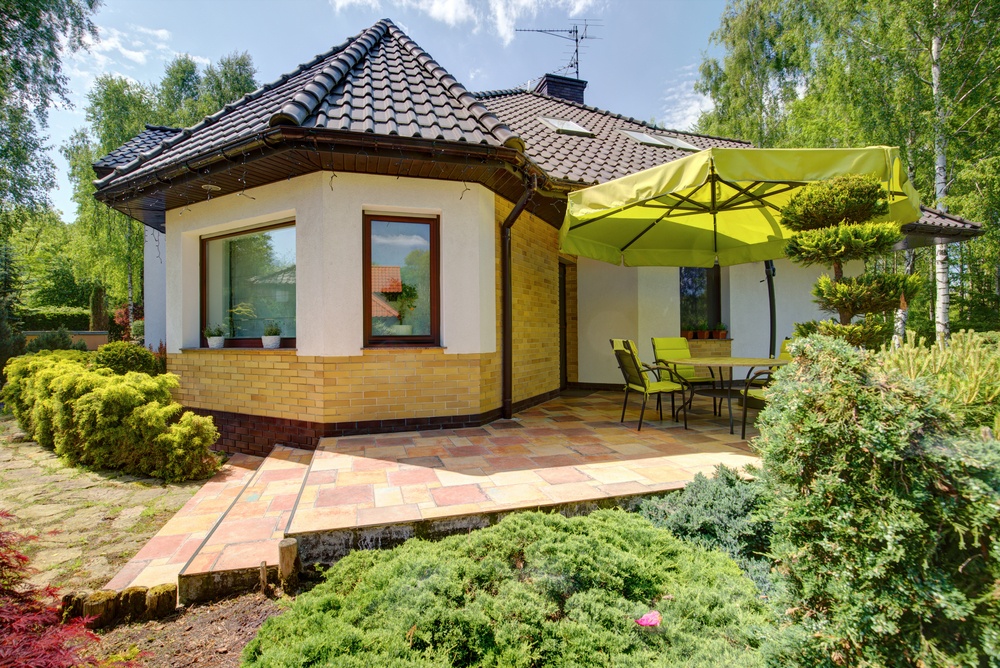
(92, 18), (981, 455)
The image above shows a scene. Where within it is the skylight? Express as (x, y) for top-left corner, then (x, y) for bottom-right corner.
(620, 129), (700, 151)
(538, 117), (595, 137)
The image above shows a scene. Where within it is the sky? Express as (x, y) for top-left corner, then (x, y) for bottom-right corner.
(47, 0), (729, 222)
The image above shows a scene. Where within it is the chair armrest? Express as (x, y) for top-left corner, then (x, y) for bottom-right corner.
(743, 369), (773, 392)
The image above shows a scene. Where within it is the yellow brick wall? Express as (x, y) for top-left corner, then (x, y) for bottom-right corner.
(169, 347), (492, 423)
(563, 260), (578, 384)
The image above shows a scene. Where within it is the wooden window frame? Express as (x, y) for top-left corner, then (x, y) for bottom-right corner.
(199, 221), (297, 349)
(363, 213), (440, 347)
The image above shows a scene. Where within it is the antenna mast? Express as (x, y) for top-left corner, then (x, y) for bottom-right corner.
(515, 20), (599, 80)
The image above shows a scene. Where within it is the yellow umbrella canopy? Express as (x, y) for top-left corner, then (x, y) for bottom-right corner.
(560, 146), (922, 268)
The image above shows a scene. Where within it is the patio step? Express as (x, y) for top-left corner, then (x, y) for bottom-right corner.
(105, 452), (266, 591)
(177, 445), (313, 604)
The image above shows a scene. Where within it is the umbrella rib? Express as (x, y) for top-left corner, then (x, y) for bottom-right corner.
(717, 178), (801, 212)
(570, 188), (697, 231)
(620, 217), (664, 253)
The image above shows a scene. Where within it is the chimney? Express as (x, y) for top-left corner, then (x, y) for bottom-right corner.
(532, 73), (587, 104)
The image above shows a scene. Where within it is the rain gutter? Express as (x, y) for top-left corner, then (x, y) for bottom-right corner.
(500, 175), (537, 419)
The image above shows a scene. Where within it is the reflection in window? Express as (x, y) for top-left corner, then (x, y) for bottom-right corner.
(365, 216), (438, 344)
(679, 265), (721, 331)
(204, 225), (296, 339)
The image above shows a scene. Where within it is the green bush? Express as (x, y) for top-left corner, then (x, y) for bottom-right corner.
(25, 326), (88, 353)
(638, 465), (774, 594)
(16, 305), (90, 331)
(95, 341), (160, 375)
(880, 329), (1000, 430)
(755, 335), (1000, 666)
(2, 352), (219, 482)
(244, 510), (777, 667)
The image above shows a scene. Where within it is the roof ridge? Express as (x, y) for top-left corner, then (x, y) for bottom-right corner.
(919, 205), (980, 226)
(92, 27), (374, 188)
(268, 19), (391, 127)
(387, 23), (524, 151)
(471, 88), (528, 100)
(487, 89), (753, 146)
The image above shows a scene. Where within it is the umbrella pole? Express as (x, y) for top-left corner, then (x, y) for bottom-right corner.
(765, 260), (776, 357)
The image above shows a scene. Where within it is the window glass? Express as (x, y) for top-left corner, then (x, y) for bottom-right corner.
(366, 217), (436, 343)
(679, 265), (721, 331)
(204, 225), (296, 338)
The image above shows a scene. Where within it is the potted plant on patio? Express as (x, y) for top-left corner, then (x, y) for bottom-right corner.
(696, 320), (711, 339)
(204, 324), (225, 349)
(262, 321), (281, 349)
(714, 322), (728, 339)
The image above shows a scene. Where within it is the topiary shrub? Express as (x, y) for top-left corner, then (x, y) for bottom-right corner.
(755, 335), (1000, 666)
(95, 341), (160, 376)
(2, 352), (219, 482)
(638, 465), (774, 594)
(244, 510), (777, 667)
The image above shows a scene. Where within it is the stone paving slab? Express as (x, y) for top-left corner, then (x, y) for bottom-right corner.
(105, 453), (265, 590)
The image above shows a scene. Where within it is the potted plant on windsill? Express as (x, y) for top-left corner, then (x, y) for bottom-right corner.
(262, 321), (281, 349)
(680, 318), (694, 340)
(696, 320), (711, 339)
(714, 322), (728, 339)
(204, 324), (225, 349)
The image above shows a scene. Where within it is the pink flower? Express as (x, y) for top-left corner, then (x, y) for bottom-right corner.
(635, 610), (661, 627)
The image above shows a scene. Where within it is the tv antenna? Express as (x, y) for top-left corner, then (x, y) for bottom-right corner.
(515, 20), (600, 80)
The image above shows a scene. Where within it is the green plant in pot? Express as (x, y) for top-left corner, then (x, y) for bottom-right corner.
(262, 321), (281, 349)
(680, 318), (695, 340)
(714, 321), (728, 339)
(390, 283), (418, 336)
(204, 324), (225, 349)
(696, 320), (711, 339)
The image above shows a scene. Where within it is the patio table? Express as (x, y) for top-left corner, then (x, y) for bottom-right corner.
(660, 356), (789, 435)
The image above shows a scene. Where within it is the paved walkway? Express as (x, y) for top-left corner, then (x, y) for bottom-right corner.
(107, 391), (760, 596)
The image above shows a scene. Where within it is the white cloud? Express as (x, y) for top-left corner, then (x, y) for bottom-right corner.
(82, 26), (150, 66)
(658, 63), (712, 132)
(372, 234), (430, 247)
(131, 25), (172, 42)
(328, 0), (598, 44)
(467, 67), (484, 81)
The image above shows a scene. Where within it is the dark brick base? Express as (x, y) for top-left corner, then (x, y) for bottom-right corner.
(191, 388), (561, 456)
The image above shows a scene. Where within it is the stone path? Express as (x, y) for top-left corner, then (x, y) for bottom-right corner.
(108, 391), (761, 601)
(0, 420), (201, 591)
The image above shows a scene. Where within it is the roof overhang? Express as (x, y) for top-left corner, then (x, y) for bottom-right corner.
(93, 127), (546, 232)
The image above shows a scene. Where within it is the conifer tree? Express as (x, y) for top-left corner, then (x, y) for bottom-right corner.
(783, 174), (921, 347)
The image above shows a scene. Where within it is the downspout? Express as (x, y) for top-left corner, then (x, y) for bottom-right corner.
(500, 176), (536, 419)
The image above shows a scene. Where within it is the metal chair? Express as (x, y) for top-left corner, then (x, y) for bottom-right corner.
(740, 369), (773, 439)
(611, 339), (687, 431)
(651, 337), (718, 415)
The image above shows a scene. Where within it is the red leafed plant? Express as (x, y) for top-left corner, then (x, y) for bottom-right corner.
(0, 510), (99, 668)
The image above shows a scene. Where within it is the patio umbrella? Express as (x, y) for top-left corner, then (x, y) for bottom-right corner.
(560, 146), (922, 354)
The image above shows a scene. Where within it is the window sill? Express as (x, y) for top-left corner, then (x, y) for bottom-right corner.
(180, 347), (298, 353)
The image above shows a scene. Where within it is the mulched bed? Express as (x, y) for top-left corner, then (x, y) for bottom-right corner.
(95, 592), (284, 667)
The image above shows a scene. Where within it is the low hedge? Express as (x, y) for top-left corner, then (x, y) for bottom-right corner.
(2, 351), (219, 482)
(16, 306), (91, 332)
(244, 510), (777, 667)
(95, 341), (160, 375)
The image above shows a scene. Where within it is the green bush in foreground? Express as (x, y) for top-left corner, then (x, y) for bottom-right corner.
(95, 340), (160, 375)
(2, 351), (219, 482)
(243, 510), (777, 668)
(756, 335), (1000, 667)
(638, 465), (774, 594)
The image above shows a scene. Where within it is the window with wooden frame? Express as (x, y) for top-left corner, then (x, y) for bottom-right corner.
(363, 214), (439, 346)
(200, 222), (296, 348)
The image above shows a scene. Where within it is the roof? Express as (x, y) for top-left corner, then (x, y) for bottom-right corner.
(371, 266), (402, 293)
(92, 125), (182, 177)
(93, 18), (522, 191)
(902, 206), (983, 242)
(475, 90), (750, 184)
(371, 293), (399, 318)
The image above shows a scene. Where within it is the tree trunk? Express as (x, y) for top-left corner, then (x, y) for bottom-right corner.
(931, 11), (950, 342)
(893, 249), (916, 341)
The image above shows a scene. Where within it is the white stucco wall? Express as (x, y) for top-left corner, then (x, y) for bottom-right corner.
(143, 227), (166, 347)
(163, 172), (495, 356)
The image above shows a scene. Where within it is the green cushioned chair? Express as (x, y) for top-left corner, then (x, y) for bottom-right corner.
(651, 337), (718, 415)
(611, 338), (687, 431)
(740, 369), (773, 439)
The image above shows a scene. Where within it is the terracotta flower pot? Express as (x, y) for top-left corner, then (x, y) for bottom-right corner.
(680, 330), (694, 340)
(715, 330), (728, 340)
(696, 330), (710, 339)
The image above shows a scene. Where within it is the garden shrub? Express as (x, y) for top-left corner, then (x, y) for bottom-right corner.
(755, 335), (1000, 667)
(880, 329), (1000, 430)
(95, 341), (160, 376)
(638, 464), (774, 594)
(25, 326), (88, 353)
(2, 352), (219, 482)
(244, 510), (777, 667)
(16, 305), (90, 332)
(0, 510), (103, 667)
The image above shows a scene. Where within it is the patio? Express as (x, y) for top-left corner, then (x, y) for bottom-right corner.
(106, 390), (761, 601)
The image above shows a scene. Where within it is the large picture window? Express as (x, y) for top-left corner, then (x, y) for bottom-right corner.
(363, 214), (439, 346)
(679, 265), (721, 332)
(201, 223), (296, 347)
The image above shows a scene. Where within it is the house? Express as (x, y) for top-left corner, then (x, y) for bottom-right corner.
(92, 18), (981, 455)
